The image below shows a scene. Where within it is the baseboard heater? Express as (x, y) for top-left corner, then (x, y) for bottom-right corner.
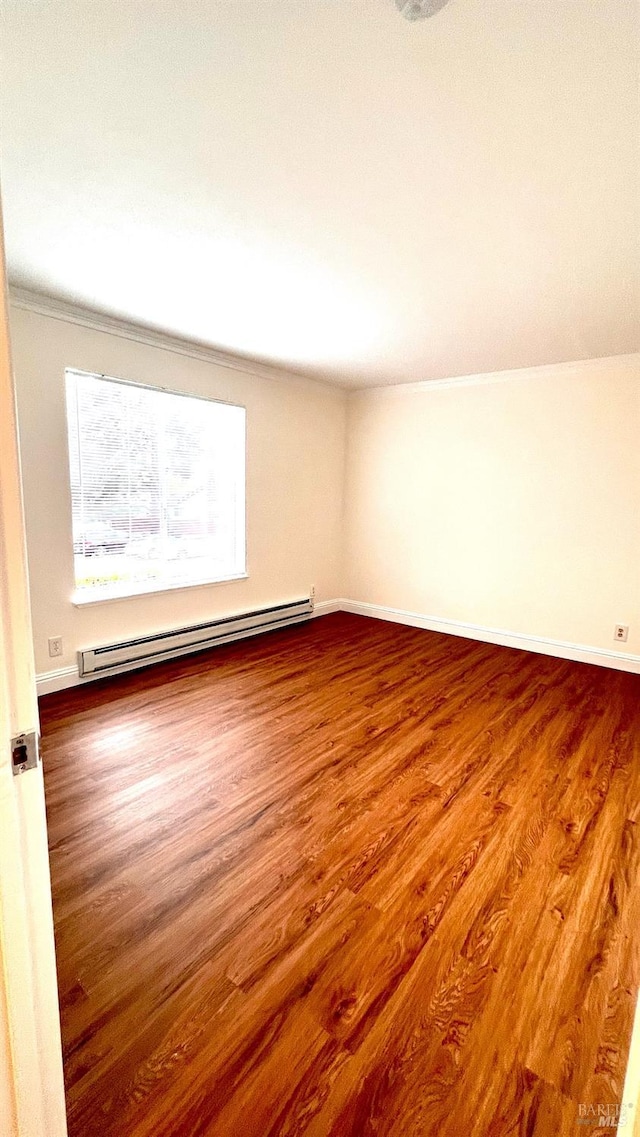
(78, 598), (313, 679)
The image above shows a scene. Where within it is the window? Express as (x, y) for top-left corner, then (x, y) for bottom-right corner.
(65, 369), (246, 602)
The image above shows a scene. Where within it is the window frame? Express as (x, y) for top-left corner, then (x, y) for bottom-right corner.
(64, 368), (248, 606)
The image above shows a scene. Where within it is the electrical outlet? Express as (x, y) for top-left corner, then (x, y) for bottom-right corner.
(614, 625), (629, 643)
(48, 636), (63, 658)
(310, 585), (316, 606)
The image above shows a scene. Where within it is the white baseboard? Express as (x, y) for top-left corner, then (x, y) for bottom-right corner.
(312, 599), (341, 618)
(36, 665), (81, 697)
(36, 599), (343, 696)
(37, 598), (639, 695)
(339, 599), (640, 675)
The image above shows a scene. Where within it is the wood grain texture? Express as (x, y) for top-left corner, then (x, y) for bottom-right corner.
(39, 613), (640, 1136)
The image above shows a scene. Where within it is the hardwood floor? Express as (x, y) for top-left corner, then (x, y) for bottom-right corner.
(40, 612), (640, 1136)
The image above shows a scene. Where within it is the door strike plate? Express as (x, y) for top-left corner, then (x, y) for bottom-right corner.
(11, 731), (39, 776)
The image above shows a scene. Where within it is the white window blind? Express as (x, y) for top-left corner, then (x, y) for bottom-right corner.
(65, 369), (246, 602)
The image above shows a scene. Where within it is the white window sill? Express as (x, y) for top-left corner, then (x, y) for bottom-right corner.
(72, 572), (249, 607)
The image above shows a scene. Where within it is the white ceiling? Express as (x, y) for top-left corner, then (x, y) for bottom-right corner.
(1, 0), (638, 388)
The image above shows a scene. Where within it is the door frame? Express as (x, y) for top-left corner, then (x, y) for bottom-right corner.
(0, 198), (67, 1136)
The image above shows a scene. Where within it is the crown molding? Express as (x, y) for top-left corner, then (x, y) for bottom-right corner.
(355, 351), (640, 397)
(8, 286), (340, 391)
(10, 286), (639, 396)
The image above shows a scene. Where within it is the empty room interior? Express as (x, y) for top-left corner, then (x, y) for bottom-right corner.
(1, 1), (640, 1135)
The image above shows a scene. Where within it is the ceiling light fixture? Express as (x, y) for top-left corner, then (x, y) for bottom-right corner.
(395, 0), (451, 19)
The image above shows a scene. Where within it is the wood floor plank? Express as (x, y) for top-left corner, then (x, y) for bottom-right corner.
(39, 612), (640, 1136)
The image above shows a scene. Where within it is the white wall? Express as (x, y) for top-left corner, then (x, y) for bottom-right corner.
(9, 303), (640, 683)
(343, 356), (640, 662)
(9, 305), (346, 683)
